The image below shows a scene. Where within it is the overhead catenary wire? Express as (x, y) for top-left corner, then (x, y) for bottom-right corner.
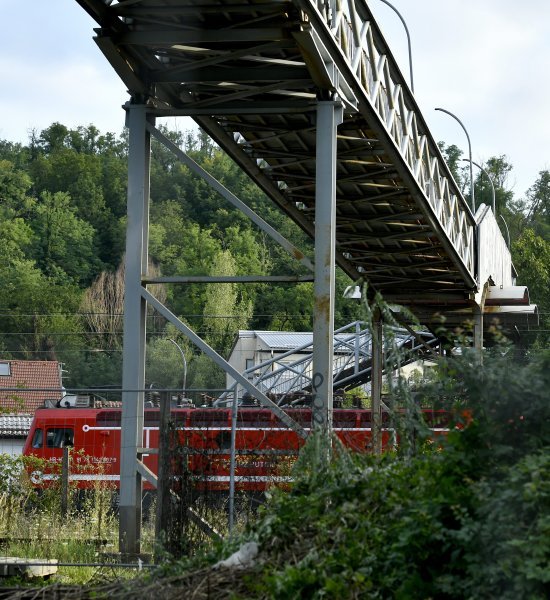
(1, 310), (547, 317)
(0, 312), (314, 318)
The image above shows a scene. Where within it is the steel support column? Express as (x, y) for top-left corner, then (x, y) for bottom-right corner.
(119, 103), (153, 555)
(473, 305), (484, 359)
(371, 310), (383, 454)
(312, 99), (343, 431)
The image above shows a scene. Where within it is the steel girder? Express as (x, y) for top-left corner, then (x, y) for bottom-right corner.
(218, 322), (438, 404)
(76, 0), (478, 301)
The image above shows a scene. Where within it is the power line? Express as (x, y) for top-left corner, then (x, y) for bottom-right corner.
(0, 349), (123, 353)
(0, 309), (547, 317)
(0, 331), (273, 337)
(0, 312), (314, 318)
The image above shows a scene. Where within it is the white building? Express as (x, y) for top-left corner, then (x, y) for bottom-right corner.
(225, 327), (437, 398)
(0, 415), (33, 456)
(226, 330), (316, 390)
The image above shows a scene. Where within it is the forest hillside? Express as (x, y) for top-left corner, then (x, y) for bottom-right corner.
(1, 124), (549, 393)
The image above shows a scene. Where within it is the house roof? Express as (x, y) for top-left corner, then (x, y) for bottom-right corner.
(237, 330), (357, 353)
(254, 331), (313, 350)
(0, 360), (62, 413)
(0, 414), (33, 438)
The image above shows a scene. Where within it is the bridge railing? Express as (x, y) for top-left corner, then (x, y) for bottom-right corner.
(218, 322), (437, 406)
(303, 0), (476, 282)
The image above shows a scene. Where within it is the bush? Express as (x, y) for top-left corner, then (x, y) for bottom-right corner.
(11, 348), (548, 596)
(469, 451), (550, 599)
(241, 348), (550, 599)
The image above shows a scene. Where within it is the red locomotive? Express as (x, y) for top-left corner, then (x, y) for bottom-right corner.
(23, 405), (449, 491)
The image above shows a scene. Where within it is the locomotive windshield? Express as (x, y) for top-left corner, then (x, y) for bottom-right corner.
(32, 427), (74, 448)
(32, 429), (43, 448)
(47, 428), (74, 448)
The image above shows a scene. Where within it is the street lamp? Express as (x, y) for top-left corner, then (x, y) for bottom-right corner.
(435, 107), (475, 212)
(500, 215), (511, 250)
(462, 158), (495, 215)
(377, 0), (414, 93)
(462, 159), (511, 253)
(168, 338), (187, 398)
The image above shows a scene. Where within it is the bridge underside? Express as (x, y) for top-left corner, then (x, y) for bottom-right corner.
(78, 0), (477, 304)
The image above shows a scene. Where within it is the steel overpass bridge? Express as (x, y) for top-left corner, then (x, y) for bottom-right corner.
(217, 322), (439, 405)
(75, 0), (536, 553)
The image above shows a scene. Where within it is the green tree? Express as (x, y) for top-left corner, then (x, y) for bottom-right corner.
(29, 124), (128, 271)
(512, 228), (550, 347)
(145, 335), (192, 392)
(256, 282), (314, 331)
(36, 122), (70, 154)
(474, 155), (514, 216)
(31, 191), (99, 285)
(438, 142), (465, 189)
(0, 257), (82, 361)
(0, 159), (35, 216)
(525, 169), (550, 239)
(0, 162), (36, 266)
(63, 350), (122, 393)
(0, 215), (35, 264)
(202, 250), (253, 356)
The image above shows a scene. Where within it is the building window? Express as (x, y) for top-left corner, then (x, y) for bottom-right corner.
(0, 362), (10, 376)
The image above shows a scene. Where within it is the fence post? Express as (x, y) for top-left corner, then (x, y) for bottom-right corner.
(61, 446), (70, 517)
(371, 310), (383, 454)
(155, 391), (171, 554)
(228, 385), (239, 534)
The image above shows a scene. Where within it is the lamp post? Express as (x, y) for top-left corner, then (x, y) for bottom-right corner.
(378, 0), (414, 93)
(168, 338), (187, 398)
(462, 158), (495, 215)
(435, 107), (475, 212)
(500, 215), (511, 250)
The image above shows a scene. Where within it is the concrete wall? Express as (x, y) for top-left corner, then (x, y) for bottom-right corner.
(0, 438), (25, 456)
(226, 334), (310, 389)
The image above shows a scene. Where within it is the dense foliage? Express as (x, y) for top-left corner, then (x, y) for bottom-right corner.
(0, 126), (549, 394)
(214, 349), (546, 599)
(0, 124), (356, 391)
(167, 348), (546, 600)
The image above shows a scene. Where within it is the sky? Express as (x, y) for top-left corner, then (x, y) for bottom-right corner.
(0, 0), (548, 199)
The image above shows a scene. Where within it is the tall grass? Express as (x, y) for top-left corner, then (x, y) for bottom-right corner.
(0, 453), (257, 584)
(0, 453), (132, 584)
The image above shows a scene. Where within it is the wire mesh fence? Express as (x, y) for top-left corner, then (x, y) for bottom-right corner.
(0, 381), (451, 585)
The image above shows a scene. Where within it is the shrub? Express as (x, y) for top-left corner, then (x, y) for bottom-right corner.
(241, 348), (550, 599)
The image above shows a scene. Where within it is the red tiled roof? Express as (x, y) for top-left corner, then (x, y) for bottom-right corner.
(0, 360), (62, 412)
(0, 414), (33, 437)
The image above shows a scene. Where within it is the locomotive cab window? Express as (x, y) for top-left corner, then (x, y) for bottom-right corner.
(46, 428), (74, 448)
(32, 429), (44, 448)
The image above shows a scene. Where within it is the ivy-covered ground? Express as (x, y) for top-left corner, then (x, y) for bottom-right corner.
(2, 348), (549, 599)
